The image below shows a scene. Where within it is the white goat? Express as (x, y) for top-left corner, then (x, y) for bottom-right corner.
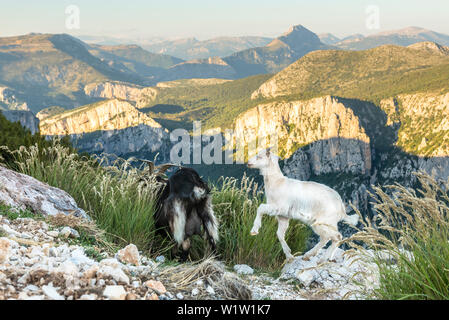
(248, 148), (359, 262)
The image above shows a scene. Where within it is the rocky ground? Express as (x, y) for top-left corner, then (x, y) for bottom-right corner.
(0, 212), (382, 300)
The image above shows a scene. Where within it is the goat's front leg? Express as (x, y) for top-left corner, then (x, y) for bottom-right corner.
(250, 204), (272, 235)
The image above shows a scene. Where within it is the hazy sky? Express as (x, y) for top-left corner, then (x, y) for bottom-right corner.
(1, 0), (449, 40)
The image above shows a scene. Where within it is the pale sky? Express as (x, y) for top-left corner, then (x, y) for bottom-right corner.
(1, 0), (448, 40)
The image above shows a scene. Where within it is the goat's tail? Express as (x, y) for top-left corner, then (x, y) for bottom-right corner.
(340, 202), (359, 227)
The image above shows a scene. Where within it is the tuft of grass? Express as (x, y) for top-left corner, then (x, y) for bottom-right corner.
(2, 141), (162, 253)
(347, 172), (449, 300)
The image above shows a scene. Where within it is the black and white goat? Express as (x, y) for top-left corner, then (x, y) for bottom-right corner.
(151, 166), (219, 261)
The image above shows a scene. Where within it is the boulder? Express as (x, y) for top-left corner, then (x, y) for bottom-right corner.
(103, 285), (127, 300)
(116, 244), (140, 266)
(144, 280), (166, 294)
(233, 264), (254, 275)
(0, 237), (11, 263)
(0, 166), (88, 219)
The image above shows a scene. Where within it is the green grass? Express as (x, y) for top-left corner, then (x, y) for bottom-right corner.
(0, 204), (42, 221)
(1, 142), (311, 270)
(348, 172), (449, 299)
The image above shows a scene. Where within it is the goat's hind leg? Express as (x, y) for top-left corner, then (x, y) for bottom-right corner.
(321, 227), (342, 262)
(302, 224), (330, 261)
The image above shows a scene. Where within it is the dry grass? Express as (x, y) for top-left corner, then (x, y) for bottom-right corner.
(158, 257), (252, 300)
(345, 172), (449, 300)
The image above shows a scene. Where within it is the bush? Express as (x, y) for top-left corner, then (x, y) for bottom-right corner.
(1, 142), (311, 270)
(348, 172), (449, 299)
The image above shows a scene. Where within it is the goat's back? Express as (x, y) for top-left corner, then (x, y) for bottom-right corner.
(168, 167), (210, 201)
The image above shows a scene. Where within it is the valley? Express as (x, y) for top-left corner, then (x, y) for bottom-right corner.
(2, 24), (449, 225)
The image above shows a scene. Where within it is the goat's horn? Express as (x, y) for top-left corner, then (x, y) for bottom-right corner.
(155, 163), (177, 176)
(137, 159), (155, 175)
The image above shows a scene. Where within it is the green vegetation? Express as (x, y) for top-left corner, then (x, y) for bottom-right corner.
(349, 173), (449, 299)
(261, 45), (449, 105)
(1, 142), (311, 270)
(142, 74), (272, 130)
(0, 203), (42, 221)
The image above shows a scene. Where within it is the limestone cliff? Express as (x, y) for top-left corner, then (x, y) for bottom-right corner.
(84, 82), (158, 109)
(379, 91), (449, 182)
(234, 96), (372, 176)
(39, 99), (169, 157)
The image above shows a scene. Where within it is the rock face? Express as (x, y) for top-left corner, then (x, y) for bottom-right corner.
(0, 166), (88, 219)
(84, 82), (158, 109)
(0, 86), (39, 134)
(2, 110), (39, 135)
(234, 95), (371, 176)
(280, 248), (380, 299)
(383, 92), (449, 158)
(0, 87), (28, 111)
(39, 99), (169, 158)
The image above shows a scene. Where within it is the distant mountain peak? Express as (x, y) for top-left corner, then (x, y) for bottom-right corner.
(282, 24), (308, 35)
(268, 24), (323, 50)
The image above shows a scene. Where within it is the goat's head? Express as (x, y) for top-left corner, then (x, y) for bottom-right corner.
(247, 148), (278, 170)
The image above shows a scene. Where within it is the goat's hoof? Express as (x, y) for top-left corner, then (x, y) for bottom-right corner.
(250, 231), (258, 236)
